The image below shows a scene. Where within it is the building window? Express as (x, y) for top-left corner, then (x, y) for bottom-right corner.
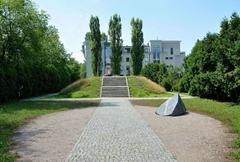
(145, 57), (149, 62)
(153, 47), (160, 60)
(126, 66), (130, 75)
(170, 48), (174, 55)
(126, 57), (130, 62)
(144, 47), (149, 53)
(169, 57), (173, 59)
(165, 57), (168, 60)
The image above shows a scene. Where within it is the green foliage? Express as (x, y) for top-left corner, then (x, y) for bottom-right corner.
(161, 66), (182, 91)
(108, 14), (122, 75)
(67, 57), (81, 81)
(181, 12), (240, 101)
(0, 0), (80, 103)
(80, 62), (87, 79)
(85, 32), (91, 41)
(141, 63), (182, 91)
(161, 77), (172, 91)
(0, 100), (100, 161)
(189, 72), (223, 99)
(101, 32), (108, 41)
(131, 18), (144, 75)
(178, 73), (192, 92)
(141, 63), (163, 83)
(89, 16), (102, 76)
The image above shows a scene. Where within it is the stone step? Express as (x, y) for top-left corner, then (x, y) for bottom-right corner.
(101, 76), (129, 97)
(103, 77), (127, 86)
(101, 86), (129, 97)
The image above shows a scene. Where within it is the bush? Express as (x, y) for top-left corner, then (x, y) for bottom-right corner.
(178, 73), (193, 92)
(141, 63), (182, 91)
(141, 63), (162, 83)
(188, 70), (240, 101)
(224, 68), (240, 101)
(161, 78), (172, 91)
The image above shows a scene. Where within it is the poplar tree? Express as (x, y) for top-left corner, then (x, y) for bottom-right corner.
(108, 14), (122, 75)
(131, 18), (144, 75)
(89, 16), (102, 76)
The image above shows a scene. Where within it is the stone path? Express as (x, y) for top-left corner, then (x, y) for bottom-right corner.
(66, 98), (176, 162)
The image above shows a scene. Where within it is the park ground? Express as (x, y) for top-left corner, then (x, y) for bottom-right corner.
(0, 76), (240, 161)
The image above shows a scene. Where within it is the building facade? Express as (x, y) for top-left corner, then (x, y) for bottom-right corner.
(83, 39), (185, 78)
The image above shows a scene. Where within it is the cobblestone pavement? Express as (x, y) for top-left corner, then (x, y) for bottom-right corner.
(66, 98), (176, 162)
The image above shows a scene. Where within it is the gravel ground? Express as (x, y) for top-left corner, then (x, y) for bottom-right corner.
(11, 107), (96, 162)
(135, 105), (234, 162)
(11, 101), (233, 162)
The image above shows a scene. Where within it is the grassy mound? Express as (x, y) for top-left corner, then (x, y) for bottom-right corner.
(55, 77), (101, 98)
(131, 98), (240, 161)
(127, 76), (172, 97)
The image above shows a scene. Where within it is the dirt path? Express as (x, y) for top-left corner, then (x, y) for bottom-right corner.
(135, 105), (233, 162)
(11, 107), (96, 162)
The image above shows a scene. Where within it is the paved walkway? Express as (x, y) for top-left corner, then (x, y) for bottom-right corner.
(22, 96), (195, 102)
(66, 98), (176, 162)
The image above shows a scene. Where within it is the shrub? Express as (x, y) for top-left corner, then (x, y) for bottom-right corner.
(188, 71), (240, 101)
(141, 63), (162, 83)
(178, 73), (193, 92)
(142, 63), (182, 91)
(161, 78), (172, 91)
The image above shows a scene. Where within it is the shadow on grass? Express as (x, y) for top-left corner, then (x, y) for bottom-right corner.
(0, 100), (100, 113)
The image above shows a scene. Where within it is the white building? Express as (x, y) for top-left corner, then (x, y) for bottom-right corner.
(83, 39), (185, 78)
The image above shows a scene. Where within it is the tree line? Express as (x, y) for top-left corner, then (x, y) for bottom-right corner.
(179, 12), (240, 102)
(142, 12), (240, 102)
(87, 14), (144, 76)
(0, 0), (82, 103)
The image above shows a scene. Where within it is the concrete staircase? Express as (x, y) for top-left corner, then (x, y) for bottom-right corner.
(101, 76), (129, 97)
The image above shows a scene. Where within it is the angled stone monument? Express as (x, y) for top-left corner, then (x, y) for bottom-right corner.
(156, 94), (187, 116)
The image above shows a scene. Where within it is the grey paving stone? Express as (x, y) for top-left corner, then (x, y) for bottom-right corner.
(66, 98), (176, 162)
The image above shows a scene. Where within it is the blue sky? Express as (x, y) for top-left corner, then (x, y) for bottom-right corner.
(33, 0), (240, 63)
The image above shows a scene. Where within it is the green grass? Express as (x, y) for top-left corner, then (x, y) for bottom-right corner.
(52, 77), (101, 98)
(127, 76), (173, 97)
(131, 98), (240, 161)
(0, 100), (100, 161)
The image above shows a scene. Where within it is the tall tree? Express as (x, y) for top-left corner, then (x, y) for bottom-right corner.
(180, 12), (240, 102)
(131, 18), (144, 75)
(108, 14), (122, 75)
(101, 32), (108, 41)
(0, 0), (80, 103)
(89, 16), (102, 76)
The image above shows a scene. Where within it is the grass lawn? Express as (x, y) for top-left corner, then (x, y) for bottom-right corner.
(51, 77), (101, 98)
(131, 98), (240, 161)
(0, 100), (100, 161)
(127, 76), (173, 97)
